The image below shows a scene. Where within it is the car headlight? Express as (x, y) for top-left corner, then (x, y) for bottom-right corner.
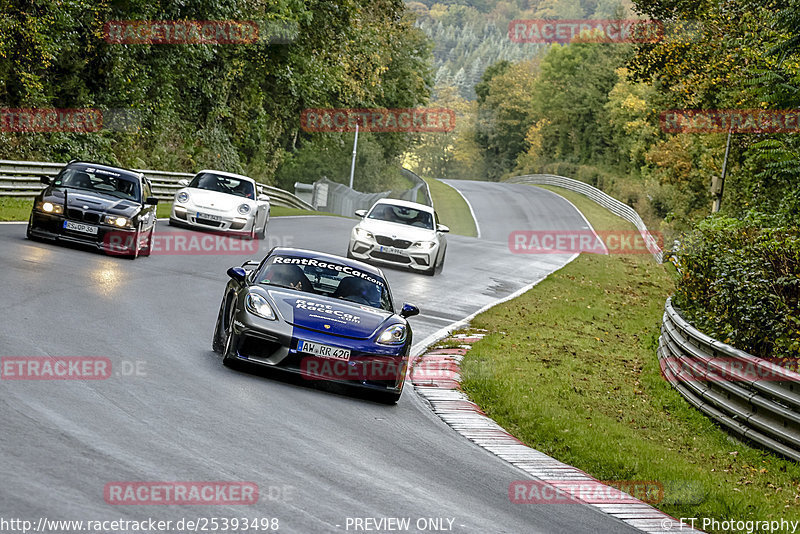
(238, 203), (251, 215)
(413, 241), (436, 250)
(377, 324), (407, 345)
(39, 201), (64, 214)
(177, 191), (189, 203)
(355, 227), (373, 240)
(245, 292), (276, 320)
(104, 215), (132, 228)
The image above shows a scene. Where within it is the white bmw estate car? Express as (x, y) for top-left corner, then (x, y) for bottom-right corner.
(169, 170), (270, 239)
(347, 199), (448, 276)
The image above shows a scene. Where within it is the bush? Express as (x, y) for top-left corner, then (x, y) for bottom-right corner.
(673, 215), (800, 361)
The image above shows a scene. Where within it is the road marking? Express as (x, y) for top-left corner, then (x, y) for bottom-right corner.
(440, 180), (481, 239)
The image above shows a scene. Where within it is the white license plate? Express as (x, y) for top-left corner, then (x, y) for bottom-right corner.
(298, 340), (350, 361)
(196, 212), (222, 222)
(380, 246), (405, 255)
(63, 220), (98, 235)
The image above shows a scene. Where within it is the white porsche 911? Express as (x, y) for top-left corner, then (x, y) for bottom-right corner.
(169, 170), (270, 239)
(347, 199), (449, 276)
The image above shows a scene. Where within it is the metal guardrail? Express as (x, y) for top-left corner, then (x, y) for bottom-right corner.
(0, 159), (315, 210)
(659, 298), (800, 461)
(508, 174), (663, 263)
(308, 169), (432, 217)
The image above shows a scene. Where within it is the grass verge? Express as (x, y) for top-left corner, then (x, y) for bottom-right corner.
(0, 197), (32, 221)
(421, 177), (477, 237)
(0, 199), (340, 222)
(459, 185), (800, 529)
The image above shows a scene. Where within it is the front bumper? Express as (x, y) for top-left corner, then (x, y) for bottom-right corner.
(229, 310), (408, 393)
(29, 211), (138, 253)
(349, 236), (438, 272)
(170, 205), (254, 233)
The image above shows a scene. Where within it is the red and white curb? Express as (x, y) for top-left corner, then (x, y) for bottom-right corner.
(410, 332), (703, 534)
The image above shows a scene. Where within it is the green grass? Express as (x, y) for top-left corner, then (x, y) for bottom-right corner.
(460, 185), (800, 530)
(422, 177), (478, 237)
(269, 206), (344, 218)
(0, 197), (33, 221)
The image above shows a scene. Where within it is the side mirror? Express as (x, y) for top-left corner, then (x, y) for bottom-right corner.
(400, 303), (419, 318)
(40, 175), (51, 185)
(437, 224), (450, 233)
(145, 197), (159, 205)
(257, 194), (270, 202)
(177, 178), (189, 186)
(227, 267), (248, 283)
(354, 209), (367, 218)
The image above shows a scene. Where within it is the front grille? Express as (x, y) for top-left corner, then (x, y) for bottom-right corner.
(196, 218), (222, 227)
(375, 236), (412, 249)
(65, 209), (103, 224)
(371, 251), (411, 264)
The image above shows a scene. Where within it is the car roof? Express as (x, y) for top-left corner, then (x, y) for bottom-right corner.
(372, 198), (434, 213)
(196, 169), (256, 183)
(267, 247), (386, 278)
(67, 161), (144, 181)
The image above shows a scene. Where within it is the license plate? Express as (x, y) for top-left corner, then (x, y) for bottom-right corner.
(298, 340), (350, 361)
(380, 246), (405, 255)
(196, 212), (222, 222)
(63, 220), (98, 235)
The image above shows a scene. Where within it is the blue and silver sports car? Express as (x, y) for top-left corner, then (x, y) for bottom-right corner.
(212, 247), (419, 403)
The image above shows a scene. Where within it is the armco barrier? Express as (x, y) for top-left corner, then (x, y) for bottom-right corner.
(0, 159), (314, 210)
(508, 174), (662, 263)
(310, 169), (432, 216)
(659, 297), (800, 461)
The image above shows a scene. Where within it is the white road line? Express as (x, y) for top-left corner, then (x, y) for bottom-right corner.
(439, 180), (481, 239)
(534, 185), (609, 255)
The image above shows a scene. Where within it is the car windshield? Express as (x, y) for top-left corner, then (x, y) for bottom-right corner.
(53, 168), (140, 201)
(257, 255), (393, 312)
(367, 203), (434, 229)
(189, 172), (255, 199)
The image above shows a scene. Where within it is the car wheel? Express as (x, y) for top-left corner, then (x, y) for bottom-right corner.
(372, 390), (402, 404)
(222, 306), (240, 368)
(256, 218), (267, 240)
(127, 230), (141, 259)
(140, 227), (154, 257)
(422, 252), (438, 276)
(212, 294), (230, 353)
(25, 216), (38, 241)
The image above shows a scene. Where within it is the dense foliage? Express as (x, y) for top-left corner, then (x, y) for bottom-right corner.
(673, 217), (800, 361)
(0, 0), (432, 192)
